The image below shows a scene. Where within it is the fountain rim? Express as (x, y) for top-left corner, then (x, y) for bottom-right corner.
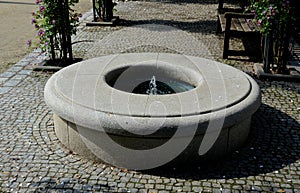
(45, 73), (260, 136)
(44, 53), (261, 126)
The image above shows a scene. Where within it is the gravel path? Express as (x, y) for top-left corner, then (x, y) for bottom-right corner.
(0, 0), (92, 73)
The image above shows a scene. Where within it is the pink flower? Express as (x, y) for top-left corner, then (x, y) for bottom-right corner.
(26, 40), (32, 46)
(73, 16), (79, 22)
(31, 18), (37, 24)
(38, 29), (45, 36)
(39, 5), (45, 13)
(51, 20), (56, 24)
(257, 19), (262, 26)
(271, 9), (276, 16)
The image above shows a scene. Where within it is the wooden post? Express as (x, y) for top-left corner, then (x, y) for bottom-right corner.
(223, 16), (231, 59)
(262, 34), (271, 73)
(103, 0), (113, 22)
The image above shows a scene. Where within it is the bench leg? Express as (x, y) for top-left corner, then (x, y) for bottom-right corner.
(223, 31), (230, 59)
(216, 17), (221, 34)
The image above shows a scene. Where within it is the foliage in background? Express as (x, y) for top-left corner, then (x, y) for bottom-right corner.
(246, 0), (292, 34)
(247, 0), (295, 74)
(28, 0), (80, 61)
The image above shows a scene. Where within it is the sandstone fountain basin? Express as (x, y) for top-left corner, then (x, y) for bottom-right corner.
(44, 53), (261, 170)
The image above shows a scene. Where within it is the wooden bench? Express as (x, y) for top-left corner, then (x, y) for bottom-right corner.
(217, 0), (260, 59)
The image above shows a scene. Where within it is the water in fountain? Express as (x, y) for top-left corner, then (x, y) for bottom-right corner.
(147, 76), (158, 95)
(132, 76), (194, 95)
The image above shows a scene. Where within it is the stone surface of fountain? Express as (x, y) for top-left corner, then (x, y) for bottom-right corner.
(44, 53), (261, 170)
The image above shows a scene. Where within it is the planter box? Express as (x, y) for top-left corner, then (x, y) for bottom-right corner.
(254, 63), (300, 82)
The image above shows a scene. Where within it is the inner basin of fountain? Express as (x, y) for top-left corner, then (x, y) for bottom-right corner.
(105, 65), (196, 95)
(44, 53), (261, 170)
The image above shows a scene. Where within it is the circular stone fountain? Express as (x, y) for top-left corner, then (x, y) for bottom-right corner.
(44, 53), (261, 170)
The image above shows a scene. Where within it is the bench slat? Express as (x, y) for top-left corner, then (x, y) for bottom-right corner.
(245, 19), (259, 31)
(238, 18), (253, 32)
(232, 18), (243, 31)
(218, 14), (259, 33)
(219, 14), (226, 32)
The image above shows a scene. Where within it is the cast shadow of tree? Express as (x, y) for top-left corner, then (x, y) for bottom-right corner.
(118, 19), (218, 35)
(117, 19), (261, 62)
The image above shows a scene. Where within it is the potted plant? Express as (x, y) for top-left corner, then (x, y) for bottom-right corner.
(247, 0), (294, 74)
(87, 0), (119, 26)
(28, 0), (81, 67)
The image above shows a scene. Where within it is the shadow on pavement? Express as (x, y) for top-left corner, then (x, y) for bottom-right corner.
(144, 0), (218, 5)
(145, 103), (300, 180)
(28, 103), (300, 192)
(118, 19), (218, 35)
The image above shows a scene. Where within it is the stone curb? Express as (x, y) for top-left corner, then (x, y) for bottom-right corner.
(254, 63), (300, 82)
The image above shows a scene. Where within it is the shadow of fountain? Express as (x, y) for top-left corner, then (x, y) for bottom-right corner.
(143, 103), (300, 180)
(27, 104), (299, 192)
(29, 178), (117, 193)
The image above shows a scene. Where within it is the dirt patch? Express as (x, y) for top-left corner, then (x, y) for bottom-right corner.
(0, 0), (92, 73)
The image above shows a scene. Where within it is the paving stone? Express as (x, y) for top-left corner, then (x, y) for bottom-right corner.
(7, 66), (23, 72)
(0, 1), (300, 193)
(18, 70), (31, 75)
(0, 77), (7, 85)
(0, 86), (11, 94)
(0, 71), (15, 78)
(3, 79), (21, 87)
(155, 184), (165, 190)
(145, 184), (154, 189)
(11, 74), (28, 80)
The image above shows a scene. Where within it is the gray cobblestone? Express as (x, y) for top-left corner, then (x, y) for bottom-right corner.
(0, 0), (300, 193)
(0, 86), (11, 94)
(145, 184), (154, 189)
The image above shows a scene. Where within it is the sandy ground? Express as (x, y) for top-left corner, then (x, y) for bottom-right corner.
(0, 0), (92, 73)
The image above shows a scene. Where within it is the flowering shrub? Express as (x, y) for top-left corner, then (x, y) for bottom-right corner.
(247, 0), (292, 34)
(28, 0), (80, 60)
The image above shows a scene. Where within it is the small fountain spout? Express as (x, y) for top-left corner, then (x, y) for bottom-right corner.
(148, 76), (157, 95)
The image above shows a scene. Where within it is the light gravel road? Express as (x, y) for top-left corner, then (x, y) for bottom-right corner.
(0, 0), (92, 73)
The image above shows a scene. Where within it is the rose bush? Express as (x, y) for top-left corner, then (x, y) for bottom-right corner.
(246, 0), (296, 74)
(247, 0), (292, 34)
(28, 0), (80, 61)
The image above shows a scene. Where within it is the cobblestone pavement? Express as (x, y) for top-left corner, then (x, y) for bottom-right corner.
(1, 0), (300, 192)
